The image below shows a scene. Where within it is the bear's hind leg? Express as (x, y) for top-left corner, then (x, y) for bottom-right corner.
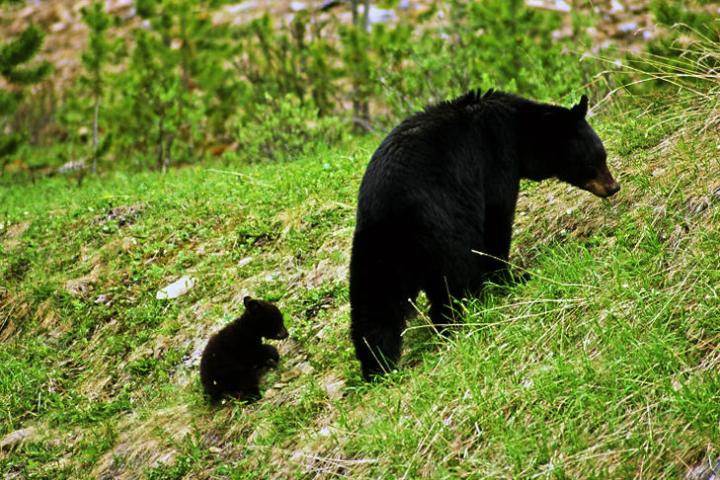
(425, 279), (464, 336)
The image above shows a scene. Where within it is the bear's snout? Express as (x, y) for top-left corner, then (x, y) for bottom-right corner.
(273, 328), (289, 340)
(584, 168), (620, 198)
(605, 180), (620, 196)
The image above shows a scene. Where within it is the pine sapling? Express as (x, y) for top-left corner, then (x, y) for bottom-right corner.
(80, 1), (111, 174)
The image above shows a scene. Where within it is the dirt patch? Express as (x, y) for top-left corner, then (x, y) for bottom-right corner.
(0, 290), (30, 342)
(0, 427), (36, 451)
(2, 220), (31, 250)
(92, 405), (194, 480)
(64, 264), (103, 298)
(95, 204), (145, 228)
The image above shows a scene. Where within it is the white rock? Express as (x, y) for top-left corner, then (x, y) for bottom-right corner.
(618, 21), (637, 33)
(367, 6), (397, 25)
(225, 2), (257, 14)
(156, 276), (195, 300)
(525, 0), (571, 13)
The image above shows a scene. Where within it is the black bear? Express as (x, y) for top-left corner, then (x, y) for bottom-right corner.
(200, 296), (289, 402)
(349, 90), (619, 380)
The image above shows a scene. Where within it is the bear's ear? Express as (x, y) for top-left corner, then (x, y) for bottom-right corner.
(571, 95), (589, 118)
(243, 296), (256, 309)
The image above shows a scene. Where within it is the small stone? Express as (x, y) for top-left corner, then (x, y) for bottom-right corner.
(618, 21), (638, 33)
(50, 22), (67, 32)
(321, 374), (345, 401)
(297, 362), (314, 375)
(94, 294), (110, 305)
(671, 377), (682, 391)
(264, 272), (279, 282)
(238, 256), (253, 267)
(120, 237), (137, 251)
(712, 186), (720, 200)
(526, 0), (571, 13)
(686, 457), (720, 480)
(687, 196), (710, 215)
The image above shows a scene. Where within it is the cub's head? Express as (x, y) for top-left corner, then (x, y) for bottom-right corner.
(554, 95), (620, 198)
(243, 296), (289, 340)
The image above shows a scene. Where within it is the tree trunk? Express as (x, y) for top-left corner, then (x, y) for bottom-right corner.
(163, 134), (174, 174)
(157, 114), (165, 171)
(350, 0), (371, 133)
(351, 0), (359, 26)
(91, 96), (100, 174)
(363, 0), (370, 31)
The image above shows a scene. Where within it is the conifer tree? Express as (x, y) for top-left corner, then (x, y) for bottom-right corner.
(0, 2), (51, 172)
(80, 1), (111, 174)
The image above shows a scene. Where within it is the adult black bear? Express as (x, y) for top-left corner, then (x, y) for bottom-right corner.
(349, 90), (619, 380)
(200, 296), (289, 402)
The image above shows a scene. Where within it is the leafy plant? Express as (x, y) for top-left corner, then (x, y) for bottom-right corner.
(0, 8), (51, 174)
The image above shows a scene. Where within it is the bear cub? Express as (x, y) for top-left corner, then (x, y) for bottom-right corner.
(200, 296), (289, 402)
(350, 90), (620, 380)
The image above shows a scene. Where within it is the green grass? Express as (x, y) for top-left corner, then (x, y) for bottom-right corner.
(1, 94), (719, 479)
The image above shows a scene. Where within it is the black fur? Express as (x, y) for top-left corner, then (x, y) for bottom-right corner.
(349, 90), (619, 380)
(200, 296), (289, 402)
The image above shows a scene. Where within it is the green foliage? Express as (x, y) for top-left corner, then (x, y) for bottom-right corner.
(650, 0), (718, 33)
(80, 2), (111, 96)
(233, 93), (345, 163)
(339, 22), (372, 128)
(0, 24), (50, 85)
(231, 13), (340, 117)
(643, 0), (719, 91)
(18, 0), (604, 175)
(100, 0), (240, 170)
(373, 1), (591, 119)
(12, 0), (713, 178)
(0, 21), (50, 169)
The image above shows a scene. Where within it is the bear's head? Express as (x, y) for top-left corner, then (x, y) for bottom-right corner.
(243, 296), (289, 340)
(524, 95), (620, 198)
(554, 96), (620, 198)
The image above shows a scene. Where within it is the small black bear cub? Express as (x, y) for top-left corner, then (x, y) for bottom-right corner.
(200, 296), (288, 402)
(350, 90), (620, 380)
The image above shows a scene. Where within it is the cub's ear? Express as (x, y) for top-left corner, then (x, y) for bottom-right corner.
(571, 95), (589, 118)
(243, 296), (256, 309)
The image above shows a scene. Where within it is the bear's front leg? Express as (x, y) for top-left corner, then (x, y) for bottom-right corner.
(481, 203), (528, 286)
(350, 304), (406, 381)
(258, 344), (280, 369)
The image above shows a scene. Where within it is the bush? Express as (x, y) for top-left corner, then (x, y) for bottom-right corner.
(232, 93), (346, 163)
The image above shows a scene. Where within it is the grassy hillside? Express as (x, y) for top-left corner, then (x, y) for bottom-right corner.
(1, 93), (719, 478)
